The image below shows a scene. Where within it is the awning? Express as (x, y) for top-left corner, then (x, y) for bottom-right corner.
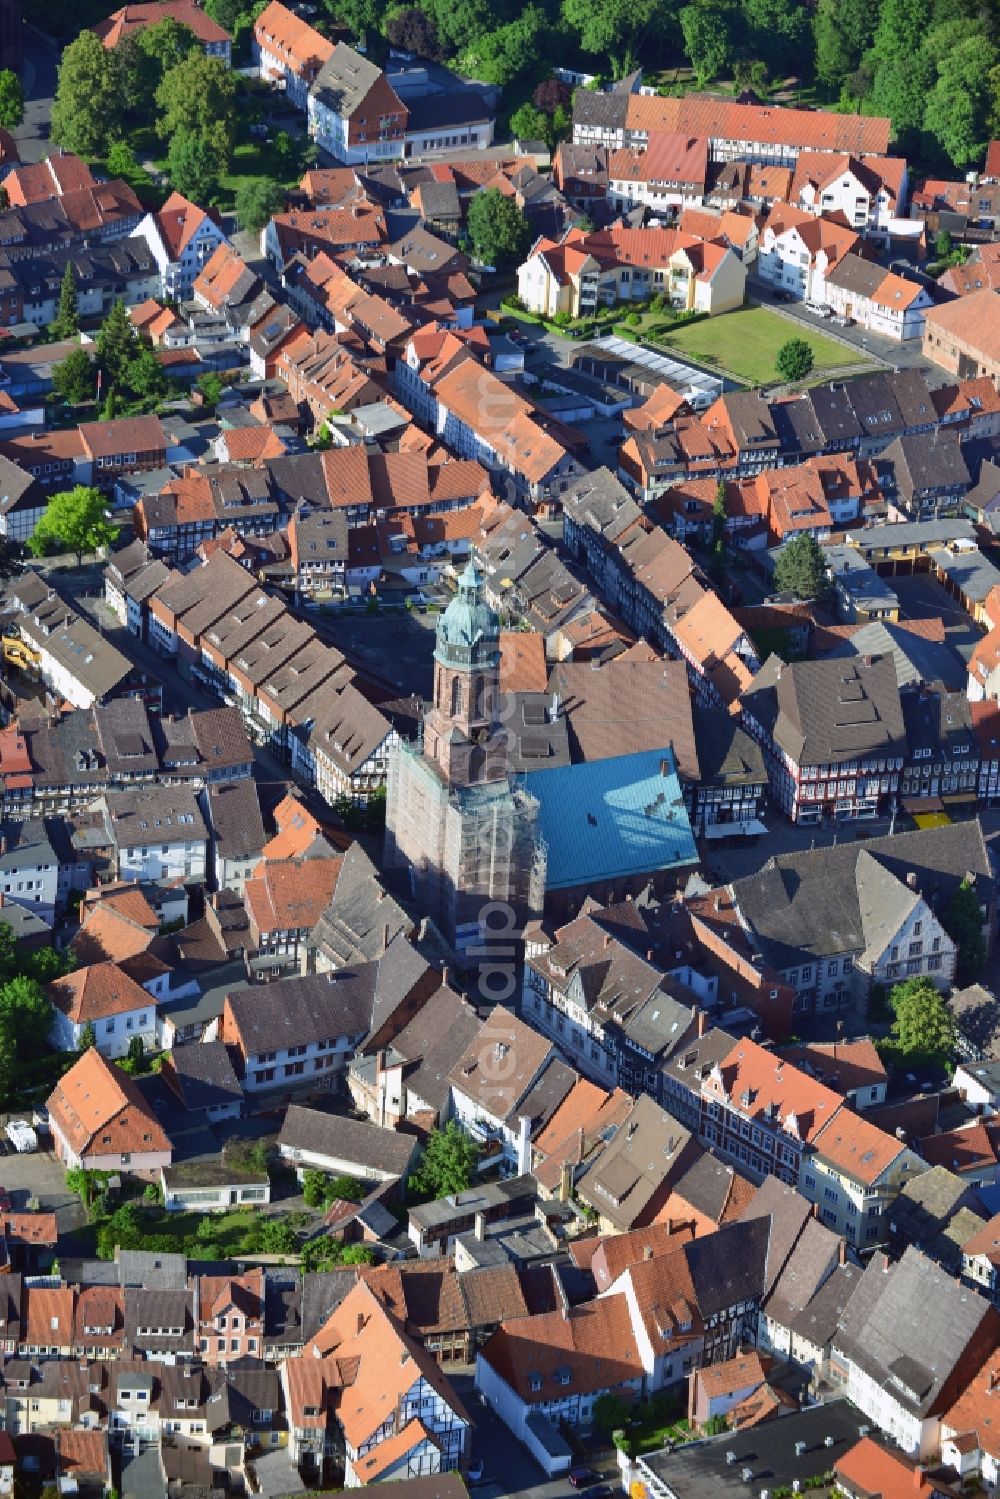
(903, 796), (944, 813)
(943, 792), (978, 805)
(913, 810), (951, 829)
(703, 819), (768, 839)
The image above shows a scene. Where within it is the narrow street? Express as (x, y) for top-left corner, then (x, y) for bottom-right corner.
(15, 30), (58, 166)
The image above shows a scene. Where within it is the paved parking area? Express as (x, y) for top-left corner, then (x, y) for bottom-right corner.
(451, 1372), (621, 1499)
(0, 1145), (85, 1229)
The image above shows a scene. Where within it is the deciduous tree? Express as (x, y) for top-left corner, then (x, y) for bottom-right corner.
(533, 76), (571, 113)
(679, 1), (738, 86)
(510, 102), (549, 143)
(156, 50), (237, 160)
(924, 34), (1000, 168)
(27, 486), (119, 565)
(466, 186), (531, 268)
(51, 31), (119, 157)
(0, 69), (24, 129)
(775, 336), (815, 383)
(888, 975), (956, 1070)
(52, 347), (95, 407)
(106, 141), (137, 180)
(408, 1121), (478, 1200)
(235, 176), (285, 232)
(386, 6), (443, 58)
(167, 128), (223, 204)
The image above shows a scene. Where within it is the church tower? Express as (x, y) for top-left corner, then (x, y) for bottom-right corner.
(423, 560), (506, 787)
(384, 562), (545, 963)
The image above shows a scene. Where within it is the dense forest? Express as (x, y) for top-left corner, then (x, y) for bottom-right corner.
(319, 0), (999, 171)
(33, 0), (1000, 173)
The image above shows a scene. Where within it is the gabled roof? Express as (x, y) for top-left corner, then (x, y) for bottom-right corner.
(48, 961), (154, 1025)
(47, 1048), (172, 1159)
(94, 0), (231, 46)
(448, 1007), (553, 1124)
(710, 1036), (844, 1144)
(835, 1437), (937, 1499)
(480, 1292), (643, 1402)
(304, 1278), (469, 1449)
(833, 1245), (998, 1418)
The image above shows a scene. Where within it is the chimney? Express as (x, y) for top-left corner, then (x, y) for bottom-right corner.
(577, 1125), (585, 1164)
(559, 1159), (573, 1203)
(375, 1050), (386, 1076)
(906, 871), (917, 889)
(697, 1008), (707, 1038)
(714, 893), (721, 911)
(647, 949), (655, 962)
(441, 966), (449, 987)
(516, 1114), (532, 1176)
(357, 1312), (365, 1336)
(643, 1244), (654, 1260)
(474, 1211), (486, 1242)
(912, 1467), (924, 1491)
(383, 923), (389, 950)
(838, 1237), (847, 1266)
(603, 932), (611, 948)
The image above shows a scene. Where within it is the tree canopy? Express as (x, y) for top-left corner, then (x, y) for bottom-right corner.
(155, 49), (237, 165)
(773, 533), (830, 600)
(408, 1121), (479, 1201)
(27, 486), (120, 565)
(235, 177), (286, 233)
(51, 31), (120, 157)
(0, 69), (24, 129)
(942, 879), (987, 985)
(775, 337), (815, 383)
(52, 347), (96, 408)
(887, 975), (956, 1071)
(466, 187), (531, 268)
(386, 6), (444, 57)
(167, 128), (224, 204)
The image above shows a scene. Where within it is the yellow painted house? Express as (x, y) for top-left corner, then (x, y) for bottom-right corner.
(517, 224), (746, 319)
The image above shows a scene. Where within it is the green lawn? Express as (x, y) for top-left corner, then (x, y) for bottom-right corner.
(133, 1206), (260, 1248)
(659, 305), (873, 386)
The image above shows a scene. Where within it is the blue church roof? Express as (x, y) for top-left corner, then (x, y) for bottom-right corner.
(523, 747), (697, 891)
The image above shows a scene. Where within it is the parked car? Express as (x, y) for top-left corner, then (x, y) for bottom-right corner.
(832, 314), (855, 327)
(569, 1471), (601, 1489)
(467, 1460), (486, 1483)
(805, 302), (832, 317)
(772, 289), (792, 303)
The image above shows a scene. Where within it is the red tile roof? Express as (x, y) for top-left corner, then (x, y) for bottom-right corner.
(480, 1293), (644, 1402)
(94, 0), (231, 46)
(48, 961), (153, 1026)
(835, 1437), (936, 1499)
(46, 1048), (172, 1160)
